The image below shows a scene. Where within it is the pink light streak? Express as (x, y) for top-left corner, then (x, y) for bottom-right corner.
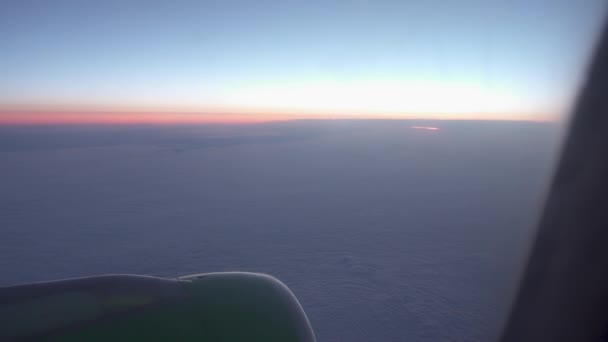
(410, 126), (440, 131)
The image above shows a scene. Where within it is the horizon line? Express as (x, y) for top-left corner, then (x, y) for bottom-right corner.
(0, 107), (557, 125)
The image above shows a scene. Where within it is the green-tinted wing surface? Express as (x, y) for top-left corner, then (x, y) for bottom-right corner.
(0, 272), (316, 342)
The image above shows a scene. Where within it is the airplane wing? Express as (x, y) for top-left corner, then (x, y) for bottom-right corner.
(0, 272), (316, 341)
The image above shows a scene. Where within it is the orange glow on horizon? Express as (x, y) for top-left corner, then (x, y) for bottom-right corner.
(0, 107), (556, 125)
(0, 109), (292, 125)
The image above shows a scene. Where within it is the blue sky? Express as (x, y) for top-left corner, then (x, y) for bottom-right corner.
(0, 0), (606, 122)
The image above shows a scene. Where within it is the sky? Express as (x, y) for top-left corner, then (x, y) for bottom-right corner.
(0, 0), (606, 124)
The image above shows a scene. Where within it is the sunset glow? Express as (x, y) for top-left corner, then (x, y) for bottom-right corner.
(0, 109), (294, 125)
(0, 107), (555, 125)
(1, 0), (603, 125)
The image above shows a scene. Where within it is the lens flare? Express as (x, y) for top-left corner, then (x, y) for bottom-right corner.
(410, 126), (440, 131)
